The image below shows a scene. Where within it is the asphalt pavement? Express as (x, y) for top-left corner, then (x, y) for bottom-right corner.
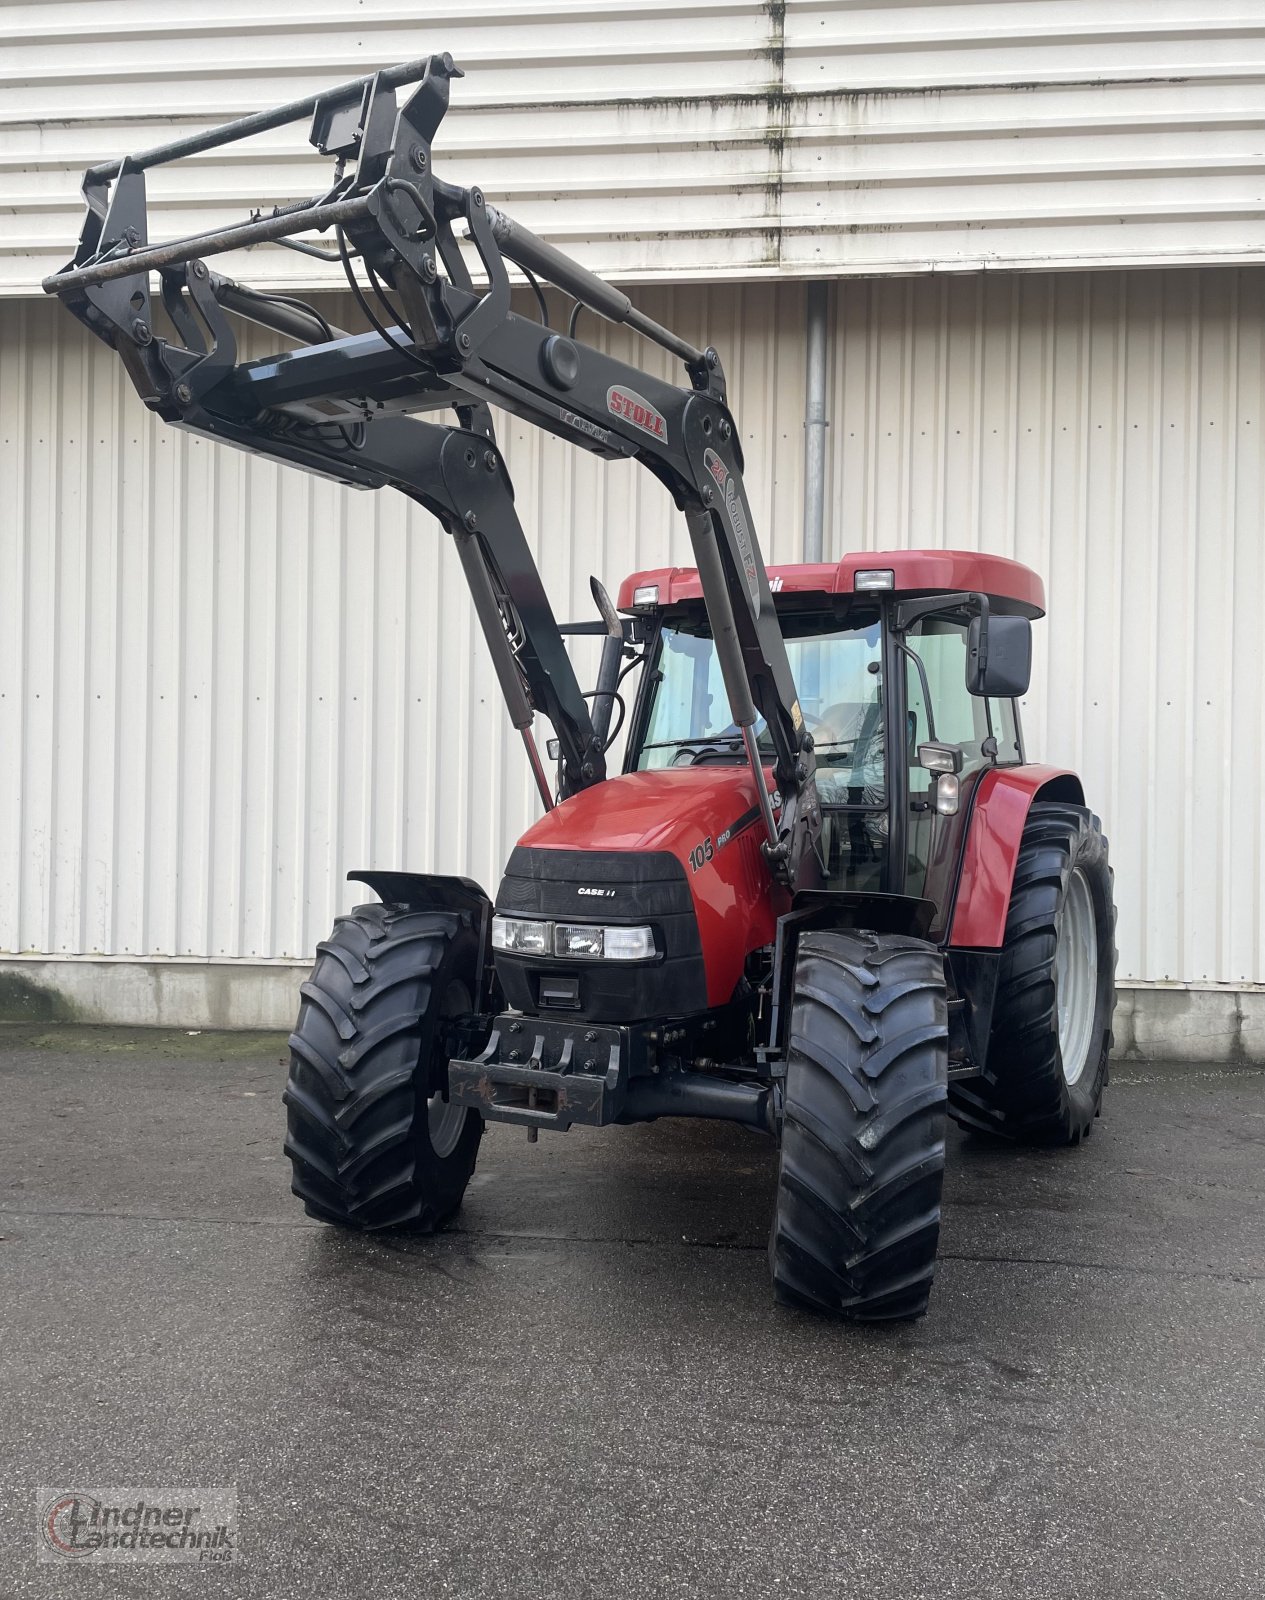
(1, 1024), (1262, 1599)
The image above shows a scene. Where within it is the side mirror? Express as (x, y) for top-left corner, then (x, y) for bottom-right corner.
(967, 612), (1031, 698)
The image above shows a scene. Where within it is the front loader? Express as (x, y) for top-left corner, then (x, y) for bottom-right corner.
(44, 55), (1117, 1321)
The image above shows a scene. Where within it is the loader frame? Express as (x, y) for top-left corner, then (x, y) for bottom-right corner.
(43, 53), (823, 889)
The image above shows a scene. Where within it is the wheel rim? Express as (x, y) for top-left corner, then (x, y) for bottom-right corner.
(1055, 867), (1098, 1087)
(427, 979), (471, 1160)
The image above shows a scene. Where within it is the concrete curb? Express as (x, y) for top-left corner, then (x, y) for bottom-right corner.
(0, 957), (1262, 1063)
(0, 958), (306, 1032)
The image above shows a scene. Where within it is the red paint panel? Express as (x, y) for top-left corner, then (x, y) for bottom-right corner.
(516, 768), (787, 1006)
(617, 551), (1045, 616)
(948, 766), (1083, 948)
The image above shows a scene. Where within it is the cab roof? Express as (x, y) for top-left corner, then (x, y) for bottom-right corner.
(617, 550), (1045, 618)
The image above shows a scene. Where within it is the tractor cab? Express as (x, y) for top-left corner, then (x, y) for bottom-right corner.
(617, 550), (1045, 919)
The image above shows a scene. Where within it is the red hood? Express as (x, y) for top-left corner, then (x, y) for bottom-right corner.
(516, 767), (773, 857)
(513, 767), (786, 1010)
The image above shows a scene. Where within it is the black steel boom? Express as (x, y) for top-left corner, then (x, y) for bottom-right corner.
(42, 53), (823, 887)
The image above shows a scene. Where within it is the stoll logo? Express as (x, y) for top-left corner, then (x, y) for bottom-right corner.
(37, 1488), (238, 1564)
(607, 385), (667, 441)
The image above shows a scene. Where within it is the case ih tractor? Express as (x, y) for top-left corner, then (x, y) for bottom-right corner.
(46, 56), (1116, 1321)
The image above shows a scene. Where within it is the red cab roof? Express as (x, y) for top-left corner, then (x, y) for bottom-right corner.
(617, 550), (1045, 617)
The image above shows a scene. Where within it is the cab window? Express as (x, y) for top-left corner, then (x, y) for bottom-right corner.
(903, 616), (992, 773)
(637, 618), (885, 803)
(990, 697), (1023, 763)
(634, 615), (889, 893)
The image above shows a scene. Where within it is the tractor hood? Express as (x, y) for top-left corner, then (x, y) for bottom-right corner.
(506, 767), (786, 1013)
(516, 767), (776, 859)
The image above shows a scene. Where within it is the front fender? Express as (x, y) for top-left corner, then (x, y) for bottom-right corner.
(347, 870), (500, 1013)
(947, 766), (1085, 949)
(347, 870), (491, 919)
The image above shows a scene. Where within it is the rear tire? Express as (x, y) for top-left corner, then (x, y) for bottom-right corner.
(770, 930), (948, 1322)
(283, 901), (483, 1231)
(949, 802), (1116, 1146)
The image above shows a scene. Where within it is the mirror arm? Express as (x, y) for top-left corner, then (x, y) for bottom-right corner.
(893, 590), (984, 633)
(894, 639), (938, 743)
(967, 593), (992, 688)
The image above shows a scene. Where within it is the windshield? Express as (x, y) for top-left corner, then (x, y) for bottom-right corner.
(635, 619), (886, 801)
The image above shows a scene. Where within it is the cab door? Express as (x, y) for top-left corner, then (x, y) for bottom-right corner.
(900, 613), (1020, 934)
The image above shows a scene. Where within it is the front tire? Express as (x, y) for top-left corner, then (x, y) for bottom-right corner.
(283, 901), (484, 1231)
(770, 930), (948, 1322)
(949, 802), (1116, 1146)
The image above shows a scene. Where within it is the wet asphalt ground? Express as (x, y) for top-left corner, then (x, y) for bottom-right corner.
(0, 1026), (1262, 1599)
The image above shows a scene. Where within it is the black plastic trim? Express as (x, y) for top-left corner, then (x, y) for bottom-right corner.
(944, 947), (1002, 1072)
(493, 847), (706, 1022)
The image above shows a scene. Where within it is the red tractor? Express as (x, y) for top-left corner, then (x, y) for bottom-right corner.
(46, 56), (1116, 1320)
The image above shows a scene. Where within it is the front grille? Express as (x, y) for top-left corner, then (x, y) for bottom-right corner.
(495, 847), (694, 921)
(492, 847), (706, 1023)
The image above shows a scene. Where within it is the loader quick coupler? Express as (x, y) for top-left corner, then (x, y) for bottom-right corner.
(447, 1015), (634, 1132)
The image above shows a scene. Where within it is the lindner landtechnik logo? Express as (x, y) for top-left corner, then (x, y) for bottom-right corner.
(37, 1488), (238, 1564)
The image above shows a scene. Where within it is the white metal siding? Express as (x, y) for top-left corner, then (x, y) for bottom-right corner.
(2, 269), (1262, 985)
(2, 1), (1263, 292)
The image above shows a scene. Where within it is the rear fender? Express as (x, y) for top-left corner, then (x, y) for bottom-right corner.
(947, 767), (1085, 950)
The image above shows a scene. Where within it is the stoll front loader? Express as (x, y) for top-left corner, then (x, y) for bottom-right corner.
(45, 56), (1116, 1321)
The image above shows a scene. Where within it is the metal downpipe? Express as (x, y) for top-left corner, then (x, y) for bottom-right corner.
(802, 281), (830, 564)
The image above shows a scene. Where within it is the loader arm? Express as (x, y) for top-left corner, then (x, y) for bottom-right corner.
(41, 52), (822, 887)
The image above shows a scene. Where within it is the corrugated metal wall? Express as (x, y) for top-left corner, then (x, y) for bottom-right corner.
(2, 269), (1262, 985)
(4, 0), (1264, 291)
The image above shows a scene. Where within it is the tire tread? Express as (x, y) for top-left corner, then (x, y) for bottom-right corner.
(948, 801), (1116, 1146)
(770, 930), (948, 1322)
(283, 901), (483, 1233)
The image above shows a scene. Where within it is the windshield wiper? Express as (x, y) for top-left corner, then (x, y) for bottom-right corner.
(639, 735), (746, 751)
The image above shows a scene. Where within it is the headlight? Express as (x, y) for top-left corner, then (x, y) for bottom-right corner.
(491, 916), (550, 955)
(554, 923), (604, 958)
(491, 916), (655, 962)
